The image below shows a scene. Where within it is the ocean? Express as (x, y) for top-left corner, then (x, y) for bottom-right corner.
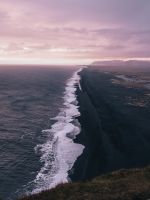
(0, 66), (84, 200)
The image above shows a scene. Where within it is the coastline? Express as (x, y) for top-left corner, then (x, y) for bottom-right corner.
(31, 69), (84, 193)
(70, 68), (106, 181)
(70, 66), (150, 181)
(18, 63), (150, 200)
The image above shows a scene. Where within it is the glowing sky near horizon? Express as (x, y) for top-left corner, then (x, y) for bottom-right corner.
(0, 0), (150, 64)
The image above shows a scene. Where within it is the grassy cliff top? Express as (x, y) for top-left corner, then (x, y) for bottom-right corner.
(19, 166), (150, 200)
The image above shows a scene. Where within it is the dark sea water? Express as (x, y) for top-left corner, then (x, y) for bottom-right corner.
(0, 66), (83, 200)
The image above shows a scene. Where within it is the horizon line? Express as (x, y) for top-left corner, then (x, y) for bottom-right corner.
(0, 57), (150, 66)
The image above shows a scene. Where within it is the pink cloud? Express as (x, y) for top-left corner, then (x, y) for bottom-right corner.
(0, 0), (150, 63)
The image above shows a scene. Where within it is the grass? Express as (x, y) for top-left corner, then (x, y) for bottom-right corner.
(19, 166), (150, 200)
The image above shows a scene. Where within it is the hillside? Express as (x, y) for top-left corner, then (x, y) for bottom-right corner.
(19, 165), (150, 200)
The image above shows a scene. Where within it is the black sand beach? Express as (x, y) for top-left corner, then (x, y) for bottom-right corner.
(71, 65), (150, 181)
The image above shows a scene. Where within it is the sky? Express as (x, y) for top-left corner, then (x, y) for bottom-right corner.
(0, 0), (150, 64)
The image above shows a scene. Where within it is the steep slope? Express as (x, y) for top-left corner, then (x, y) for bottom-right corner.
(19, 166), (150, 200)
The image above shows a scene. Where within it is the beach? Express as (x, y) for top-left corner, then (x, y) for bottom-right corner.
(71, 66), (150, 181)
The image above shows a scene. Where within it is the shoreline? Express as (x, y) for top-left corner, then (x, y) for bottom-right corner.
(70, 69), (105, 181)
(70, 66), (150, 181)
(31, 69), (84, 193)
(70, 68), (105, 181)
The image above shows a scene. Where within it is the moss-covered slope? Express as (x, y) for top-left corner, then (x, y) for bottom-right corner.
(19, 166), (150, 200)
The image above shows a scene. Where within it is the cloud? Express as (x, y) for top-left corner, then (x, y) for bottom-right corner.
(0, 0), (150, 62)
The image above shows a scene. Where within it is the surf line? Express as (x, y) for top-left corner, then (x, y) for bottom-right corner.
(32, 68), (85, 194)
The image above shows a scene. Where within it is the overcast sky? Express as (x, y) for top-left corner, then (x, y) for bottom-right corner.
(0, 0), (150, 64)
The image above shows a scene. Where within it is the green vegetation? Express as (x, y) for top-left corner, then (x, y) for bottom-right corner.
(19, 166), (150, 200)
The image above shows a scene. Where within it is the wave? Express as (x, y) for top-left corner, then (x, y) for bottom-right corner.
(31, 68), (84, 194)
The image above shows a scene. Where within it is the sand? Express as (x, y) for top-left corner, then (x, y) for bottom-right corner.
(70, 66), (150, 181)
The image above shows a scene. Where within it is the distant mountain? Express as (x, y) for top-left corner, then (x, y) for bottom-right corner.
(91, 60), (150, 67)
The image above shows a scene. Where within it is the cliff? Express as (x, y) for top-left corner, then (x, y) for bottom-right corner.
(19, 165), (150, 200)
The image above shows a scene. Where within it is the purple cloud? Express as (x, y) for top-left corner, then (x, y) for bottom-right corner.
(0, 0), (150, 63)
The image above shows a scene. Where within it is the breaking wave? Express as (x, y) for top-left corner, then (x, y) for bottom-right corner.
(32, 68), (84, 193)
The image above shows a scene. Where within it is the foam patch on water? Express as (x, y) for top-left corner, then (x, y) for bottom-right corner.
(32, 68), (84, 194)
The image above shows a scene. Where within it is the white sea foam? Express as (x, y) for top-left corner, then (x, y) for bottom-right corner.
(32, 68), (84, 194)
